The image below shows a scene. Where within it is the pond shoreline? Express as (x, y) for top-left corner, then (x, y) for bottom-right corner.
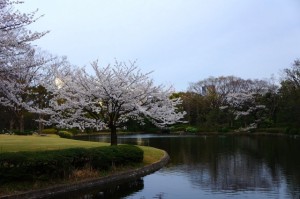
(74, 131), (299, 138)
(0, 151), (170, 199)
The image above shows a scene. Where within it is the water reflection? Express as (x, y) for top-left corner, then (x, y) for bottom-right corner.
(73, 135), (300, 199)
(187, 153), (278, 192)
(46, 178), (144, 199)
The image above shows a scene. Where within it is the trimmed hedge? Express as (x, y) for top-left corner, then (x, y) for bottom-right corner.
(0, 145), (143, 183)
(185, 126), (198, 133)
(41, 128), (57, 134)
(57, 131), (73, 139)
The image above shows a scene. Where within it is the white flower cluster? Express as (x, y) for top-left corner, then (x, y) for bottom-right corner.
(42, 60), (186, 131)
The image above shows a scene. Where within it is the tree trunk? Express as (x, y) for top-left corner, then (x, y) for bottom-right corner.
(38, 114), (44, 134)
(9, 119), (14, 132)
(110, 125), (118, 146)
(19, 113), (24, 133)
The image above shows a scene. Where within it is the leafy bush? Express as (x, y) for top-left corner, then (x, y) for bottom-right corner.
(59, 128), (80, 135)
(89, 145), (143, 169)
(218, 127), (230, 133)
(196, 126), (217, 132)
(259, 128), (285, 134)
(42, 128), (57, 134)
(57, 131), (73, 139)
(160, 128), (170, 134)
(0, 145), (143, 183)
(170, 124), (188, 132)
(185, 126), (198, 133)
(285, 127), (300, 135)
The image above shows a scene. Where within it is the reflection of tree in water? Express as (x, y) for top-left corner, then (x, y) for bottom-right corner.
(50, 178), (144, 199)
(153, 192), (165, 199)
(187, 152), (279, 192)
(76, 135), (300, 198)
(94, 179), (144, 199)
(139, 192), (165, 199)
(157, 136), (300, 196)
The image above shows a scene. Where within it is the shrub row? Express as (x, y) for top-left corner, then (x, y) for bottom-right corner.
(41, 128), (57, 134)
(42, 128), (80, 135)
(0, 145), (143, 183)
(285, 127), (300, 135)
(258, 127), (300, 135)
(185, 126), (198, 133)
(57, 131), (73, 139)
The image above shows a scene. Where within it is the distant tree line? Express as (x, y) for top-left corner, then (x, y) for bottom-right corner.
(1, 58), (299, 135)
(173, 60), (300, 134)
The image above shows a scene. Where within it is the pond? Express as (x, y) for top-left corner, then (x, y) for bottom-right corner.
(51, 134), (300, 199)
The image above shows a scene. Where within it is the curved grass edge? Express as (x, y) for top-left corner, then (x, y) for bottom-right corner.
(0, 147), (169, 199)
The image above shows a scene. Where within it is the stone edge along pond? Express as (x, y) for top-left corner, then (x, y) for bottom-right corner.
(0, 150), (170, 199)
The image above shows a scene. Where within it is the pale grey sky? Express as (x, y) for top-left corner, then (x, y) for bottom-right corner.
(19, 0), (300, 91)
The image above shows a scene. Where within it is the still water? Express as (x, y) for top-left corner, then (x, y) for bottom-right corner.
(54, 134), (300, 199)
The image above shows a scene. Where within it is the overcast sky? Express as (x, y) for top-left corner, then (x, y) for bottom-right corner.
(19, 0), (300, 91)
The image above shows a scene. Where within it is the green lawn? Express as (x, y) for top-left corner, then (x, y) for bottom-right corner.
(0, 135), (109, 152)
(0, 135), (164, 164)
(139, 145), (165, 165)
(0, 134), (165, 196)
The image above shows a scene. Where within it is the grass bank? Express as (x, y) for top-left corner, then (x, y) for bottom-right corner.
(0, 135), (165, 196)
(0, 135), (164, 164)
(0, 134), (109, 152)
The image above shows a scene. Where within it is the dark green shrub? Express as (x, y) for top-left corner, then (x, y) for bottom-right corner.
(0, 152), (30, 182)
(169, 124), (188, 132)
(57, 131), (73, 139)
(113, 145), (144, 165)
(185, 126), (198, 133)
(218, 127), (230, 133)
(59, 128), (80, 135)
(89, 145), (143, 169)
(160, 128), (170, 134)
(259, 128), (284, 134)
(285, 127), (300, 135)
(42, 128), (57, 134)
(197, 126), (217, 132)
(89, 147), (112, 169)
(0, 145), (143, 183)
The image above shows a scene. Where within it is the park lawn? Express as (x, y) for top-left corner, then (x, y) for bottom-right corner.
(0, 134), (165, 196)
(139, 146), (165, 165)
(0, 134), (109, 152)
(0, 135), (165, 164)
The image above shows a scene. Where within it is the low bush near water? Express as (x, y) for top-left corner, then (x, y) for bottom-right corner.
(0, 145), (143, 183)
(285, 127), (300, 135)
(185, 126), (198, 133)
(217, 127), (230, 133)
(57, 131), (73, 139)
(41, 128), (57, 134)
(258, 128), (284, 134)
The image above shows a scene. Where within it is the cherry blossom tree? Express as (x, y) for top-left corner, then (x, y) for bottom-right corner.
(188, 76), (273, 129)
(44, 60), (185, 145)
(0, 0), (49, 132)
(221, 92), (265, 131)
(0, 0), (48, 79)
(0, 49), (51, 132)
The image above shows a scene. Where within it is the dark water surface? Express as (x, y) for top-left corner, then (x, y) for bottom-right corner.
(52, 134), (300, 199)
